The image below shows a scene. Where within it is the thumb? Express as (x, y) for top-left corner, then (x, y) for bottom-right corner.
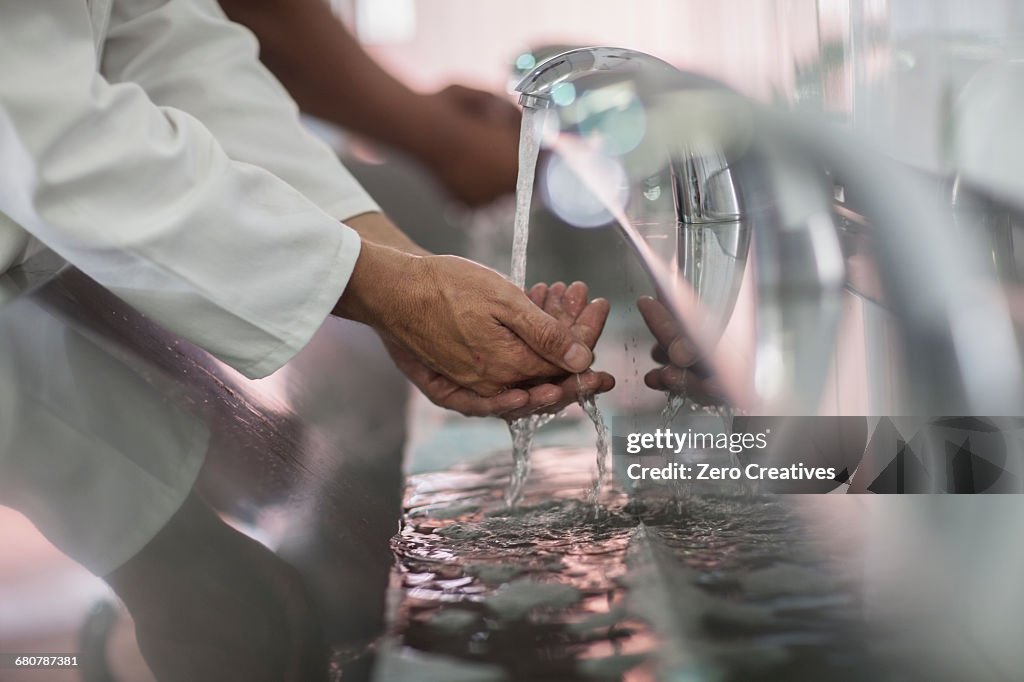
(501, 294), (594, 373)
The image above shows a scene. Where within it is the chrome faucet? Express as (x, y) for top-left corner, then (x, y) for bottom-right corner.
(514, 47), (676, 110)
(515, 46), (1024, 414)
(516, 48), (757, 379)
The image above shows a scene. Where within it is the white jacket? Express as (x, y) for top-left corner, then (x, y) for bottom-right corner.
(0, 0), (379, 378)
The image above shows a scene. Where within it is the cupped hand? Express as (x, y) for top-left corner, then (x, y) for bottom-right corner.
(385, 281), (613, 418)
(503, 281), (614, 419)
(636, 295), (724, 405)
(340, 242), (607, 397)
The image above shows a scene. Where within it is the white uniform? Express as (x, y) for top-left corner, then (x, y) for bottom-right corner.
(0, 0), (380, 574)
(0, 0), (378, 378)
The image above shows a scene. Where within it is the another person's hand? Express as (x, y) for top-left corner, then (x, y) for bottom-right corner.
(386, 281), (613, 417)
(421, 85), (520, 206)
(636, 296), (724, 405)
(337, 242), (603, 398)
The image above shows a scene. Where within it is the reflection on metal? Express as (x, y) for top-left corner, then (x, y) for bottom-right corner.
(517, 44), (1024, 415)
(952, 175), (1023, 286)
(0, 263), (407, 678)
(678, 221), (751, 347)
(674, 146), (742, 224)
(518, 48), (756, 394)
(384, 446), (873, 681)
(514, 46), (676, 111)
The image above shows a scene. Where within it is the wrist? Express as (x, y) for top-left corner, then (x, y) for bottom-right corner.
(334, 240), (424, 328)
(344, 213), (430, 257)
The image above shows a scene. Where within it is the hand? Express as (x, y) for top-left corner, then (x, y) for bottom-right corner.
(421, 85), (520, 206)
(386, 281), (613, 417)
(636, 296), (724, 405)
(337, 243), (601, 397)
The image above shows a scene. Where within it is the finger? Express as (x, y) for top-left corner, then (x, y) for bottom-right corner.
(644, 366), (689, 393)
(502, 383), (564, 420)
(505, 371), (615, 420)
(562, 281), (589, 319)
(644, 367), (666, 391)
(441, 386), (531, 417)
(527, 282), (548, 307)
(636, 296), (699, 367)
(565, 370), (612, 398)
(500, 296), (593, 374)
(643, 367), (720, 404)
(651, 343), (670, 365)
(551, 371), (616, 409)
(667, 337), (700, 368)
(637, 295), (683, 352)
(572, 298), (611, 349)
(542, 281), (570, 324)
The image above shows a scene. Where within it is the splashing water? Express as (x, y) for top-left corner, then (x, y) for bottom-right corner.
(577, 375), (611, 506)
(660, 392), (689, 504)
(505, 107), (613, 507)
(507, 413), (554, 506)
(506, 108), (547, 506)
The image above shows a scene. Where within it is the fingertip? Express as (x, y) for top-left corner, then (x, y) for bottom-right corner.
(636, 296), (656, 312)
(500, 389), (531, 410)
(564, 281), (588, 315)
(531, 383), (562, 406)
(576, 371), (601, 391)
(563, 342), (593, 373)
(668, 337), (698, 367)
(651, 344), (670, 364)
(527, 283), (547, 306)
(601, 373), (616, 391)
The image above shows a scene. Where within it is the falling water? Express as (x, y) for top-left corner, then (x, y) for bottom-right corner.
(509, 109), (543, 291)
(505, 107), (613, 507)
(578, 374), (611, 506)
(506, 107), (547, 506)
(506, 413), (554, 506)
(661, 392), (689, 505)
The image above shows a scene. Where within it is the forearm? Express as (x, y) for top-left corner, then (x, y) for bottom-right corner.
(219, 0), (450, 164)
(333, 213), (429, 330)
(344, 213), (429, 257)
(333, 240), (419, 330)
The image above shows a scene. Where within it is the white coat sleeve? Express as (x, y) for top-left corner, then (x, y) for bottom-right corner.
(100, 0), (381, 222)
(0, 1), (363, 379)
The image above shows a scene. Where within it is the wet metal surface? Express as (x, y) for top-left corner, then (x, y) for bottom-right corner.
(0, 264), (408, 679)
(388, 447), (882, 681)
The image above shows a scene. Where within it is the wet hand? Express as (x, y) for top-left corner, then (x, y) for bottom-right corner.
(339, 243), (604, 397)
(501, 281), (614, 419)
(637, 295), (724, 405)
(383, 281), (612, 418)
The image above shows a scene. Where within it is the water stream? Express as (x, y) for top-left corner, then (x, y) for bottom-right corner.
(661, 392), (690, 503)
(578, 375), (611, 506)
(506, 107), (611, 507)
(506, 107), (546, 506)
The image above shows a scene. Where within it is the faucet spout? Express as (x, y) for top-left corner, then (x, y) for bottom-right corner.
(514, 46), (676, 109)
